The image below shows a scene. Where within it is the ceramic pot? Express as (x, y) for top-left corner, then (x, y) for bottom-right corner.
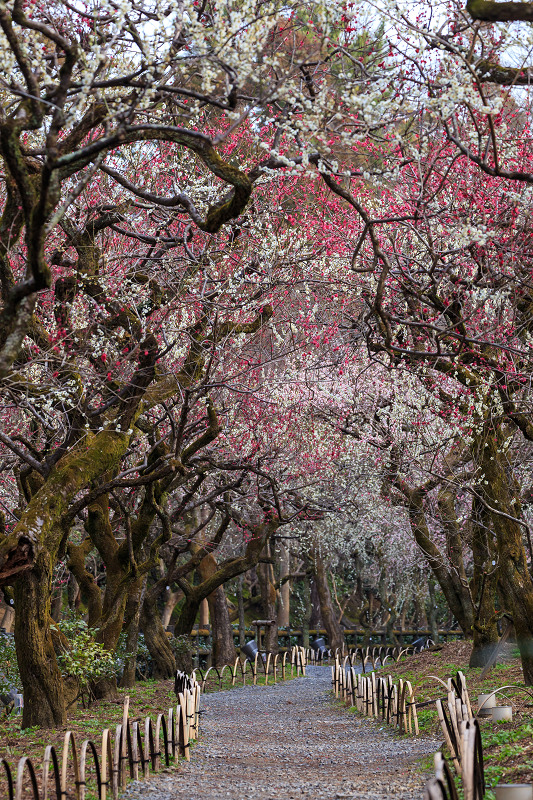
(492, 705), (513, 722)
(494, 785), (533, 800)
(478, 692), (497, 716)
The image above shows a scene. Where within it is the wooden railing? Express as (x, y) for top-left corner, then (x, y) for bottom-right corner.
(193, 645), (307, 690)
(0, 683), (200, 800)
(5, 644), (507, 800)
(337, 653), (533, 800)
(332, 650), (422, 734)
(184, 627), (464, 659)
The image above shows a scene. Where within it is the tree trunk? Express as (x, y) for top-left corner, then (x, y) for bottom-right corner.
(162, 589), (183, 630)
(426, 578), (440, 643)
(406, 493), (476, 637)
(51, 593), (62, 622)
(119, 577), (146, 688)
(413, 593), (428, 630)
(277, 542), (290, 627)
(310, 549), (344, 651)
(385, 610), (399, 645)
(258, 553), (278, 653)
(67, 574), (81, 611)
(199, 598), (209, 628)
(140, 592), (176, 678)
(0, 604), (14, 633)
(302, 573), (311, 648)
(88, 496), (128, 700)
(207, 586), (236, 665)
(0, 412), (143, 725)
(14, 554), (66, 728)
(379, 572), (398, 644)
(469, 496), (499, 667)
(174, 517), (279, 640)
(198, 554), (237, 665)
(174, 593), (203, 637)
(86, 475), (172, 697)
(438, 483), (498, 665)
(309, 578), (322, 629)
(237, 574), (246, 648)
(67, 539), (103, 629)
(479, 433), (533, 683)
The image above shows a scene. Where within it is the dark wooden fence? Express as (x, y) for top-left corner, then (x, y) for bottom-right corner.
(0, 687), (200, 800)
(182, 626), (464, 662)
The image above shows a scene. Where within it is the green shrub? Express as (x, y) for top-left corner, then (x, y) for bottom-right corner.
(0, 633), (19, 696)
(55, 616), (116, 696)
(115, 631), (152, 679)
(0, 616), (116, 708)
(172, 634), (193, 672)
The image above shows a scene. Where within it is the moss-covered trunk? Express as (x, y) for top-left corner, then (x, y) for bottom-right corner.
(89, 496), (129, 700)
(162, 589), (183, 629)
(302, 573), (311, 648)
(469, 497), (499, 667)
(407, 496), (476, 637)
(208, 585), (237, 664)
(174, 594), (201, 638)
(140, 592), (176, 678)
(14, 553), (66, 728)
(277, 542), (290, 628)
(480, 434), (533, 683)
(0, 429), (131, 726)
(119, 577), (146, 689)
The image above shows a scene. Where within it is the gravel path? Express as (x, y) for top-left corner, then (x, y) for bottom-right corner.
(124, 666), (440, 800)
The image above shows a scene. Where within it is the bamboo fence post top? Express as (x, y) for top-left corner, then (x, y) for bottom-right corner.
(130, 721), (141, 781)
(177, 691), (191, 762)
(121, 697), (130, 788)
(122, 696), (130, 734)
(1, 760), (14, 800)
(15, 757), (39, 800)
(100, 728), (112, 800)
(405, 681), (419, 736)
(79, 739), (101, 800)
(42, 745), (59, 800)
(441, 699), (462, 773)
(113, 724), (123, 797)
(154, 715), (162, 772)
(144, 716), (156, 772)
(60, 730), (81, 800)
(457, 671), (473, 719)
(168, 706), (176, 761)
(265, 652), (272, 684)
